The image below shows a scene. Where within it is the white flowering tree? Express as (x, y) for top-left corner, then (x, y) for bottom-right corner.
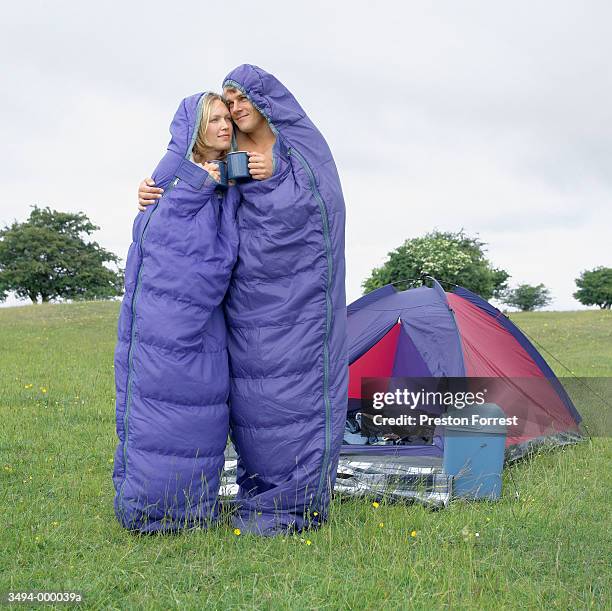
(363, 230), (509, 300)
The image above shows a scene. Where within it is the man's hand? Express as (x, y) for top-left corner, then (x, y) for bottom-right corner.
(138, 178), (163, 212)
(248, 151), (273, 180)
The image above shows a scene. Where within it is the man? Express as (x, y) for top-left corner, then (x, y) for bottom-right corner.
(138, 65), (348, 536)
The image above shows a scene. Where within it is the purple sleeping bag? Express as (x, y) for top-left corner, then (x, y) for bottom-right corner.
(223, 65), (348, 535)
(113, 92), (239, 532)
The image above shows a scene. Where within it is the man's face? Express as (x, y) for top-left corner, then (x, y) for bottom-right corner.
(224, 87), (266, 133)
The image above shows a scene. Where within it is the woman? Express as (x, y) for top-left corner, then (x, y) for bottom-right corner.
(139, 66), (348, 536)
(113, 92), (239, 533)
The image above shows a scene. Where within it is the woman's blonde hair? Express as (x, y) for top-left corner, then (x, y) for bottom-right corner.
(192, 92), (229, 163)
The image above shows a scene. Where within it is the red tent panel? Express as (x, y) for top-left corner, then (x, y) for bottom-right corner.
(447, 293), (579, 444)
(348, 323), (400, 399)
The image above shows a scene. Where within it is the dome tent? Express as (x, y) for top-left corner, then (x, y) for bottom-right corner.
(344, 278), (583, 462)
(222, 278), (583, 509)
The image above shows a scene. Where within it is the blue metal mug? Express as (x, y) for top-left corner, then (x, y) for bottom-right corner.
(227, 151), (251, 181)
(207, 160), (228, 188)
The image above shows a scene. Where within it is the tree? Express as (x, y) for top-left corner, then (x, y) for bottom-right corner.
(362, 230), (509, 299)
(0, 205), (124, 304)
(574, 267), (612, 309)
(501, 283), (552, 311)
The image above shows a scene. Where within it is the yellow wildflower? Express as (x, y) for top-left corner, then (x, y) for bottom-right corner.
(305, 540), (312, 546)
(372, 501), (380, 508)
(410, 530), (417, 538)
(233, 528), (241, 536)
(378, 522), (384, 528)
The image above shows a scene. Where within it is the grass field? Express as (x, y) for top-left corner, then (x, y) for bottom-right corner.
(1, 302), (610, 609)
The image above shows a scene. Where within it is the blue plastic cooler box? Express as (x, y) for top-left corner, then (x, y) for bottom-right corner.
(442, 403), (507, 500)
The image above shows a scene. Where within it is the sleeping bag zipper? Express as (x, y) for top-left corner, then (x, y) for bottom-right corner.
(118, 177), (180, 509)
(287, 147), (333, 511)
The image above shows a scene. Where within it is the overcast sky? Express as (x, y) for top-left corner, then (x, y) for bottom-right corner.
(1, 0), (610, 309)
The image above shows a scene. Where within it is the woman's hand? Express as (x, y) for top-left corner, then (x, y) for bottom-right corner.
(138, 178), (163, 212)
(203, 162), (221, 183)
(248, 151), (273, 180)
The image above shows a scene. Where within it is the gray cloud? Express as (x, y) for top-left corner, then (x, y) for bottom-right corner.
(1, 0), (610, 309)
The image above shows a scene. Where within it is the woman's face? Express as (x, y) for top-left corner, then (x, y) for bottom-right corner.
(206, 99), (232, 151)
